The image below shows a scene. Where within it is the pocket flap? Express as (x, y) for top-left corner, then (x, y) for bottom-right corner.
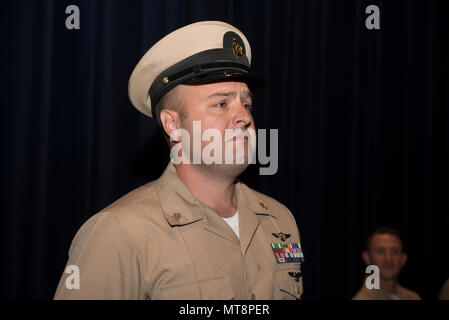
(275, 269), (303, 299)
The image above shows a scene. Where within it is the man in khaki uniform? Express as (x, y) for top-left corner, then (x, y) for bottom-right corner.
(353, 227), (421, 300)
(55, 21), (304, 300)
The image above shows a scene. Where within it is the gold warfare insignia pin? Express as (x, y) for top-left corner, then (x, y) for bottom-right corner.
(232, 38), (244, 58)
(272, 232), (291, 242)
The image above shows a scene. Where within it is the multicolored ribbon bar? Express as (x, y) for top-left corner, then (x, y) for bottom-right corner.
(271, 243), (305, 263)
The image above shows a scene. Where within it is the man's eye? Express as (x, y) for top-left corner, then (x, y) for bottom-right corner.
(215, 102), (226, 108)
(245, 104), (253, 111)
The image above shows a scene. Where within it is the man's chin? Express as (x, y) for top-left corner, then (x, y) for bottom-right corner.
(380, 272), (400, 282)
(200, 162), (250, 179)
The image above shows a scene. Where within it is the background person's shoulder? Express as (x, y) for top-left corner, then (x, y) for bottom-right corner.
(397, 284), (422, 300)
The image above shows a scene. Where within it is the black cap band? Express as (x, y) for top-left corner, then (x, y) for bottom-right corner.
(149, 48), (264, 118)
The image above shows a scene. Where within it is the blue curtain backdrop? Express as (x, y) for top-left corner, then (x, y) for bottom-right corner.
(1, 0), (448, 299)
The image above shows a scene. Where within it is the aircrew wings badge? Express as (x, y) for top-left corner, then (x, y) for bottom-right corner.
(271, 243), (305, 263)
(272, 232), (291, 242)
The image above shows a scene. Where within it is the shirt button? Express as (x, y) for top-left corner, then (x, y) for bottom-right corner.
(251, 293), (256, 300)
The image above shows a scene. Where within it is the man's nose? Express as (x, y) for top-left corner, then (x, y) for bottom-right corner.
(232, 103), (251, 128)
(385, 251), (392, 261)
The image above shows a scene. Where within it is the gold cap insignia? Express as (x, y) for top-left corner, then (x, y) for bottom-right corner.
(232, 38), (244, 58)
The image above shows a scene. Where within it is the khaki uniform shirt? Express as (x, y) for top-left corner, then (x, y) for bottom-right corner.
(438, 278), (449, 300)
(54, 163), (303, 300)
(353, 283), (421, 300)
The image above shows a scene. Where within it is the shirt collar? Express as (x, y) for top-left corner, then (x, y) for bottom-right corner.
(156, 162), (278, 226)
(156, 163), (204, 226)
(234, 179), (279, 218)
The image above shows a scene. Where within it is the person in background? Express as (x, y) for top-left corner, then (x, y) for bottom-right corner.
(353, 226), (421, 300)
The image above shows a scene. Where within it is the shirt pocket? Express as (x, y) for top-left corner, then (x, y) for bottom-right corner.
(160, 276), (235, 300)
(274, 268), (303, 300)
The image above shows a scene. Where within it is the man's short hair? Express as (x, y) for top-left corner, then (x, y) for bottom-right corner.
(364, 226), (405, 252)
(154, 87), (187, 136)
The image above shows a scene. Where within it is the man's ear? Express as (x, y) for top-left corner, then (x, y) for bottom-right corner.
(400, 252), (408, 268)
(159, 109), (182, 141)
(362, 251), (371, 265)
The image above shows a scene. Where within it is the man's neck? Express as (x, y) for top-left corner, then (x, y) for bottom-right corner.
(380, 278), (398, 295)
(174, 164), (238, 218)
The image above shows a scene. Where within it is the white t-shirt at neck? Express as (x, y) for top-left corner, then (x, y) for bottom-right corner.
(222, 210), (239, 239)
